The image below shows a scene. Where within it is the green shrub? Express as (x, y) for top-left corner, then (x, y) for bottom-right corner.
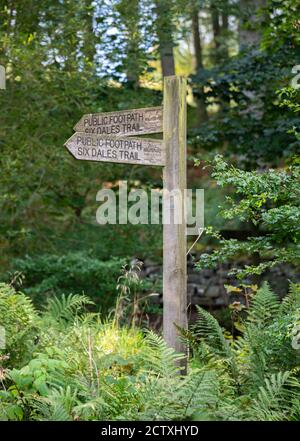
(1, 283), (300, 421)
(0, 283), (38, 367)
(197, 155), (300, 279)
(185, 282), (300, 420)
(9, 253), (126, 312)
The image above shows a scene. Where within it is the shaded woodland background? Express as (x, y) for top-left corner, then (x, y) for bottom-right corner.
(0, 0), (299, 314)
(1, 0), (300, 422)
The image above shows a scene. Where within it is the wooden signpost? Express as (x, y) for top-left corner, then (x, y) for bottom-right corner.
(163, 77), (187, 364)
(65, 133), (165, 166)
(74, 106), (163, 136)
(64, 76), (187, 368)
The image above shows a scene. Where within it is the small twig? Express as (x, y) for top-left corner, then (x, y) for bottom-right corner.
(186, 228), (204, 256)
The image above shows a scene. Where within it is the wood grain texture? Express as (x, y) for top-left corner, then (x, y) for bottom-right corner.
(74, 106), (163, 136)
(163, 76), (187, 370)
(64, 133), (165, 166)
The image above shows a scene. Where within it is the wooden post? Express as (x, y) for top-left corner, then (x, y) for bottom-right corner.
(163, 76), (187, 369)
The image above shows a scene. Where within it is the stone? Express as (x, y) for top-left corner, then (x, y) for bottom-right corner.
(145, 265), (161, 276)
(215, 297), (227, 306)
(205, 285), (220, 298)
(187, 273), (203, 284)
(187, 283), (198, 298)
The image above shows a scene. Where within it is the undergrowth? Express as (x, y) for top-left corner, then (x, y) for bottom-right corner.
(0, 282), (299, 421)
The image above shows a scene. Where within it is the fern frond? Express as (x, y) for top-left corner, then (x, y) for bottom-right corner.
(247, 282), (279, 327)
(143, 330), (186, 377)
(191, 306), (231, 358)
(179, 369), (220, 420)
(33, 386), (78, 421)
(38, 402), (72, 421)
(280, 283), (300, 314)
(46, 294), (94, 324)
(73, 397), (106, 420)
(249, 371), (300, 421)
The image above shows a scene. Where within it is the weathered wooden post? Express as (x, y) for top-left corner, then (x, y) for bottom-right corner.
(64, 76), (188, 369)
(163, 76), (187, 367)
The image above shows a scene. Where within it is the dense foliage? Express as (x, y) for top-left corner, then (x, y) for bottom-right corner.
(197, 155), (300, 278)
(1, 0), (300, 423)
(8, 253), (126, 310)
(191, 45), (300, 165)
(1, 282), (299, 421)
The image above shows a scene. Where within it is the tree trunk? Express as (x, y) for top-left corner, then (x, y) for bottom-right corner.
(192, 6), (203, 70)
(239, 0), (266, 48)
(81, 0), (96, 67)
(222, 12), (229, 32)
(239, 0), (267, 120)
(0, 0), (11, 59)
(155, 0), (175, 77)
(221, 2), (229, 59)
(211, 5), (220, 51)
(116, 0), (141, 89)
(191, 2), (208, 122)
